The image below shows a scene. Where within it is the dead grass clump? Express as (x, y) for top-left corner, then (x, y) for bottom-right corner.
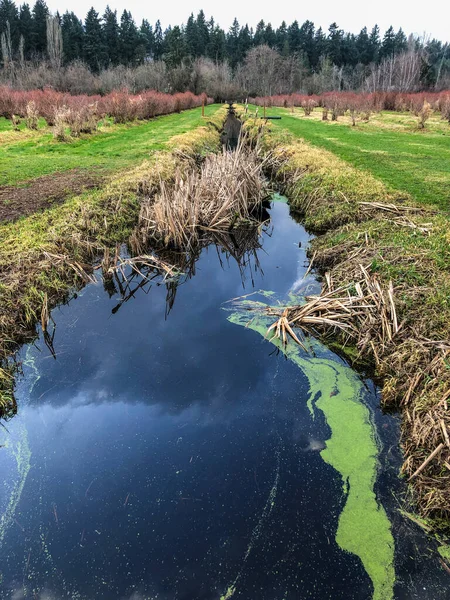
(25, 100), (39, 130)
(11, 114), (20, 131)
(104, 253), (181, 282)
(53, 106), (70, 141)
(240, 264), (399, 358)
(418, 101), (432, 129)
(133, 138), (269, 251)
(67, 104), (99, 137)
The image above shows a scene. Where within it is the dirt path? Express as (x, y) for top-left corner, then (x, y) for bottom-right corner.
(0, 169), (104, 222)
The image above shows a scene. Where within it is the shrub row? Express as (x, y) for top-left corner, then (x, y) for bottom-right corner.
(0, 87), (213, 126)
(249, 91), (450, 123)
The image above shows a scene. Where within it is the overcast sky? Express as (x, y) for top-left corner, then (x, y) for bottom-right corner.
(46, 0), (450, 42)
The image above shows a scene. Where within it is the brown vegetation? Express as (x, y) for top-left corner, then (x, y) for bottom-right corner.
(0, 87), (212, 131)
(251, 90), (450, 126)
(131, 138), (269, 253)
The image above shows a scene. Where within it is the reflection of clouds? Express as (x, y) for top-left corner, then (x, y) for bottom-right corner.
(290, 274), (321, 295)
(26, 361), (300, 438)
(21, 202), (312, 425)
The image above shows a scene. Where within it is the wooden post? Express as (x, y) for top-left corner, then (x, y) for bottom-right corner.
(263, 102), (266, 119)
(202, 97), (205, 117)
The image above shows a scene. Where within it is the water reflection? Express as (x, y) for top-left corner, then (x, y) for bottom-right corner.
(0, 202), (447, 599)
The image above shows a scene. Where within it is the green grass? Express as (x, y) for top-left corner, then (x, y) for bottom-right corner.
(0, 105), (221, 186)
(258, 107), (450, 210)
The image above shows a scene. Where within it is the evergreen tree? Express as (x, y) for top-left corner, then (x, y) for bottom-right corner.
(153, 19), (164, 60)
(276, 21), (287, 53)
(185, 13), (197, 57)
(264, 23), (276, 48)
(31, 0), (48, 55)
(238, 24), (252, 61)
(61, 11), (83, 63)
(19, 3), (33, 58)
(298, 20), (315, 67)
(164, 24), (185, 67)
(342, 33), (358, 66)
(83, 7), (106, 71)
(380, 25), (396, 59)
(394, 28), (407, 54)
(140, 19), (153, 59)
(356, 26), (370, 64)
(227, 17), (240, 67)
(254, 20), (265, 46)
(327, 22), (344, 66)
(368, 24), (381, 63)
(287, 20), (300, 54)
(314, 27), (326, 66)
(0, 0), (20, 47)
(195, 10), (209, 56)
(207, 22), (226, 62)
(103, 6), (120, 65)
(119, 10), (140, 65)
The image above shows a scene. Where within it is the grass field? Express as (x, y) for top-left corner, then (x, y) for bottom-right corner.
(257, 107), (450, 210)
(0, 105), (220, 187)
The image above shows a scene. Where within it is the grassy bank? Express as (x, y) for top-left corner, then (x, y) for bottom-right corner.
(253, 106), (450, 210)
(0, 105), (220, 187)
(244, 115), (450, 527)
(0, 105), (225, 417)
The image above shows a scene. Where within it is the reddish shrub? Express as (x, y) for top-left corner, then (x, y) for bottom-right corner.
(0, 87), (212, 127)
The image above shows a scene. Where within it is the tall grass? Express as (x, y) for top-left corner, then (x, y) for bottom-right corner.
(132, 138), (269, 252)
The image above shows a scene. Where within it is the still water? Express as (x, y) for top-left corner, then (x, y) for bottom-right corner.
(0, 201), (447, 599)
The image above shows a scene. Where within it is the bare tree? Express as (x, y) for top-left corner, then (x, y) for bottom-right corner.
(365, 43), (422, 93)
(18, 35), (24, 69)
(1, 21), (13, 75)
(47, 15), (63, 70)
(236, 45), (281, 96)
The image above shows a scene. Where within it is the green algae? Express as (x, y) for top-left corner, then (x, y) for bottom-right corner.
(0, 421), (31, 549)
(271, 192), (288, 204)
(438, 544), (450, 562)
(227, 298), (395, 600)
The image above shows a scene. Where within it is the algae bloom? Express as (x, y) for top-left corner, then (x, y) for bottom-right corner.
(226, 294), (395, 600)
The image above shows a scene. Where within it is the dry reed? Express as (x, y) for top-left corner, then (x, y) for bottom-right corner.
(132, 137), (269, 252)
(234, 264), (399, 356)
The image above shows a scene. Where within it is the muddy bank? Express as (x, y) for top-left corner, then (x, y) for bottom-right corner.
(0, 169), (105, 223)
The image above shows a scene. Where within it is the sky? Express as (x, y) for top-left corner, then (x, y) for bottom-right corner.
(46, 0), (450, 42)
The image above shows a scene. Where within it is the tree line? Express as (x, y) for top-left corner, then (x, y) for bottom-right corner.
(1, 1), (449, 93)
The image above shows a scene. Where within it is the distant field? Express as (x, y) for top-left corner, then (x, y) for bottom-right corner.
(257, 107), (450, 210)
(0, 104), (220, 187)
